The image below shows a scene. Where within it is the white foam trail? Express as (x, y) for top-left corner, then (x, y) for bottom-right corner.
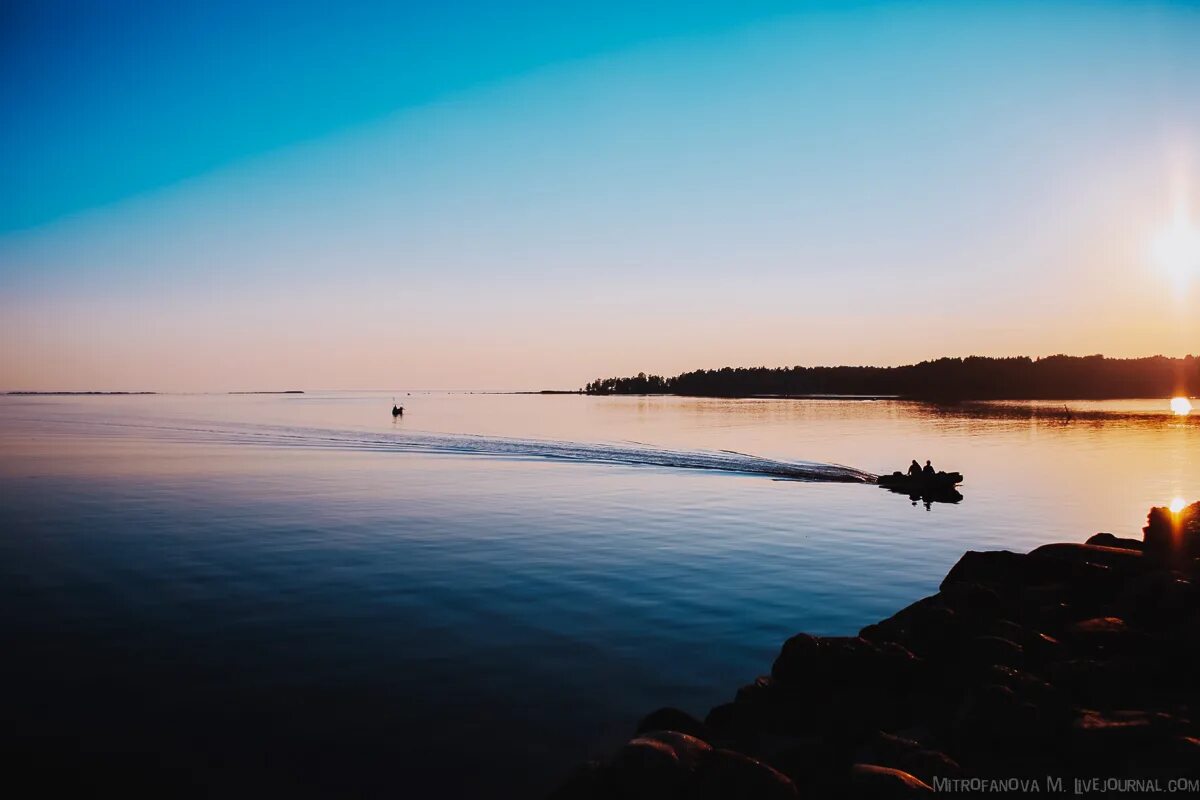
(36, 416), (878, 483)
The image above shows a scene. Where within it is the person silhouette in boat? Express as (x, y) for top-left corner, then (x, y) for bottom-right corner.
(908, 459), (922, 477)
(922, 459), (935, 478)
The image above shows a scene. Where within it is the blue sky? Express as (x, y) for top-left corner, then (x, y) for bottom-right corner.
(2, 0), (1198, 389)
(2, 0), (812, 232)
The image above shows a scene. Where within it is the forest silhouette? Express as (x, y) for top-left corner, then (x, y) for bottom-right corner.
(584, 355), (1200, 400)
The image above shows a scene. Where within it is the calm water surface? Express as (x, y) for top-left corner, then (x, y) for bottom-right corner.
(0, 392), (1195, 796)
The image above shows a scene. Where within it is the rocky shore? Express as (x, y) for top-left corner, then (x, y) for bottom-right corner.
(552, 501), (1200, 798)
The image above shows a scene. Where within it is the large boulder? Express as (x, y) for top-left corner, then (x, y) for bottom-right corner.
(549, 762), (607, 800)
(689, 748), (798, 799)
(940, 551), (1036, 592)
(939, 582), (1005, 622)
(1028, 543), (1146, 572)
(764, 636), (925, 735)
(1113, 572), (1197, 628)
(853, 732), (961, 786)
(766, 735), (860, 797)
(569, 731), (800, 800)
(771, 635), (924, 692)
(1069, 710), (1193, 767)
(861, 598), (966, 659)
(1063, 617), (1145, 656)
(1086, 532), (1143, 552)
(610, 732), (712, 798)
(636, 707), (715, 742)
(960, 635), (1024, 670)
(1121, 735), (1200, 778)
(848, 764), (933, 797)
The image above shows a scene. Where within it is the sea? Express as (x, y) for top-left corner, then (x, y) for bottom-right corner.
(0, 391), (1195, 796)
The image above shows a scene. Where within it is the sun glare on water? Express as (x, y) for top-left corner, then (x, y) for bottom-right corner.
(1170, 396), (1193, 416)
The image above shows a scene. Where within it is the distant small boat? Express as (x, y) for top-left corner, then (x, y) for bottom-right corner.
(877, 471), (963, 492)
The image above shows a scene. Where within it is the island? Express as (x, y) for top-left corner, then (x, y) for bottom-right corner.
(585, 355), (1200, 400)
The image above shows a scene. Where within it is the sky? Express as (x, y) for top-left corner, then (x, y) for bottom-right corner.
(2, 0), (1199, 391)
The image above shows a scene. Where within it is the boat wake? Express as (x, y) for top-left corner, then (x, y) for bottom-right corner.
(378, 432), (876, 483)
(67, 417), (877, 484)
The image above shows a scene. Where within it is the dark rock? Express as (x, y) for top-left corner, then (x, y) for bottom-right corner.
(863, 599), (965, 659)
(1042, 657), (1150, 706)
(1029, 543), (1146, 573)
(941, 545), (1140, 594)
(1154, 620), (1200, 685)
(1026, 631), (1064, 664)
(953, 683), (1042, 750)
(940, 582), (1004, 622)
(611, 732), (708, 798)
(1122, 736), (1200, 777)
(725, 675), (810, 740)
(1027, 545), (1141, 609)
(849, 764), (933, 796)
(771, 636), (922, 691)
(897, 749), (961, 785)
(769, 633), (822, 682)
(1017, 592), (1075, 631)
(1067, 615), (1129, 635)
(702, 700), (779, 755)
(603, 733), (801, 799)
(764, 636), (926, 737)
(1064, 616), (1145, 656)
(547, 761), (607, 800)
(705, 702), (738, 732)
(1070, 710), (1191, 763)
(985, 620), (1062, 665)
(961, 635), (1024, 669)
(1115, 571), (1198, 628)
(853, 732), (961, 786)
(940, 551), (1032, 592)
(636, 707), (714, 741)
(987, 619), (1026, 643)
(766, 736), (858, 796)
(735, 675), (777, 705)
(689, 748), (798, 799)
(857, 730), (923, 761)
(982, 665), (1069, 714)
(1086, 532), (1143, 551)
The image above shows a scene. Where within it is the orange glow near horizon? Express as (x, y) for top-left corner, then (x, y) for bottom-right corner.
(1169, 497), (1186, 514)
(1170, 396), (1193, 416)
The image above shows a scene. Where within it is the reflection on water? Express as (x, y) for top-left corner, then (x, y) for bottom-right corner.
(880, 484), (965, 507)
(0, 392), (1195, 796)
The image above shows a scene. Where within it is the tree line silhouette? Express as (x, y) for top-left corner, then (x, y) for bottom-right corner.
(584, 355), (1200, 400)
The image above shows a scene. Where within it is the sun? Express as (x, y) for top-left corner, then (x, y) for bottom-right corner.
(1170, 396), (1193, 416)
(1169, 497), (1186, 514)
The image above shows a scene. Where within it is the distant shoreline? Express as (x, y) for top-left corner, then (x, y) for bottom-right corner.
(585, 354), (1199, 400)
(4, 390), (305, 396)
(4, 391), (159, 396)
